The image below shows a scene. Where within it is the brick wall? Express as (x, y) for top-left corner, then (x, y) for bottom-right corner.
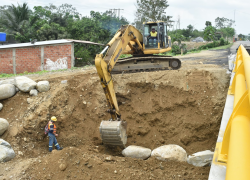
(0, 43), (73, 74)
(0, 49), (13, 74)
(44, 44), (72, 69)
(16, 47), (41, 74)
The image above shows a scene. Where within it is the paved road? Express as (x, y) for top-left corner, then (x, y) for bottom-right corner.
(230, 41), (250, 53)
(179, 41), (250, 69)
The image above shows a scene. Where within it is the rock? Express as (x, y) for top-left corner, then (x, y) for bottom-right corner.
(0, 79), (15, 85)
(0, 118), (9, 136)
(59, 163), (67, 171)
(30, 89), (38, 96)
(61, 80), (67, 84)
(151, 145), (187, 162)
(27, 98), (33, 104)
(187, 150), (214, 167)
(15, 76), (36, 92)
(105, 156), (114, 161)
(18, 151), (23, 156)
(36, 81), (50, 92)
(0, 103), (3, 111)
(122, 145), (151, 160)
(0, 139), (15, 162)
(0, 84), (16, 100)
(16, 88), (19, 92)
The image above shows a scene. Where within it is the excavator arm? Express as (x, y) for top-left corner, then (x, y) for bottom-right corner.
(95, 25), (143, 147)
(95, 25), (143, 119)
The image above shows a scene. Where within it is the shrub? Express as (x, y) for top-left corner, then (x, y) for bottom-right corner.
(171, 44), (181, 55)
(180, 44), (188, 54)
(220, 37), (225, 46)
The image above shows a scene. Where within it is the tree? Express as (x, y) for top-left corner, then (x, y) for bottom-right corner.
(204, 26), (216, 41)
(215, 17), (234, 28)
(90, 11), (129, 36)
(30, 4), (81, 41)
(187, 24), (194, 32)
(219, 27), (235, 38)
(238, 34), (245, 40)
(134, 0), (172, 30)
(205, 21), (212, 27)
(0, 3), (31, 42)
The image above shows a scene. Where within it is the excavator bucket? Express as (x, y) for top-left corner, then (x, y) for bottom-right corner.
(99, 120), (127, 148)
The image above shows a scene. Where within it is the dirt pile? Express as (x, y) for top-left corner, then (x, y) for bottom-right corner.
(0, 65), (229, 179)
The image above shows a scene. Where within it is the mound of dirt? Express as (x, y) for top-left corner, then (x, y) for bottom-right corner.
(0, 65), (229, 179)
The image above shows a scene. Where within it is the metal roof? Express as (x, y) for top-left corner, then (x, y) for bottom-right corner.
(0, 39), (104, 49)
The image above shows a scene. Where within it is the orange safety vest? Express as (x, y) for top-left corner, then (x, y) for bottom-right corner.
(48, 121), (56, 134)
(150, 31), (157, 37)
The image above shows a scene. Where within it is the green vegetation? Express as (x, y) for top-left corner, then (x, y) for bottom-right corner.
(158, 39), (232, 57)
(0, 3), (129, 62)
(0, 2), (242, 67)
(210, 43), (233, 50)
(134, 0), (172, 30)
(119, 54), (132, 58)
(0, 67), (88, 78)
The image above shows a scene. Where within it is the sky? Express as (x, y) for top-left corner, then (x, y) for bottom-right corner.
(2, 0), (250, 35)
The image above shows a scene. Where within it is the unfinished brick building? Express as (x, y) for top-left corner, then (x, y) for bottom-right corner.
(0, 39), (103, 74)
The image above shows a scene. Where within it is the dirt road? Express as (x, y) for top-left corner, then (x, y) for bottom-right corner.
(0, 49), (230, 180)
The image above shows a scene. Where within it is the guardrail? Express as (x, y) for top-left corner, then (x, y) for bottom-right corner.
(217, 44), (250, 180)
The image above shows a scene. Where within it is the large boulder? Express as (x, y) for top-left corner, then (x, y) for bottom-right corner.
(0, 79), (15, 85)
(0, 84), (16, 100)
(0, 103), (3, 111)
(187, 150), (214, 167)
(15, 76), (37, 92)
(122, 145), (151, 160)
(0, 139), (15, 162)
(36, 81), (50, 92)
(0, 118), (9, 135)
(151, 145), (187, 162)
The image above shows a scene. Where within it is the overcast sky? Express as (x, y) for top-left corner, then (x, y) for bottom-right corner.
(2, 0), (250, 35)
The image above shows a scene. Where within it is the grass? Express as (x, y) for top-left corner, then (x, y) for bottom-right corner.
(0, 66), (89, 79)
(169, 43), (233, 56)
(119, 54), (132, 58)
(209, 43), (233, 50)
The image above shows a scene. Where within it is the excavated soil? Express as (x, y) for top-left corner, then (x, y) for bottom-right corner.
(0, 62), (229, 179)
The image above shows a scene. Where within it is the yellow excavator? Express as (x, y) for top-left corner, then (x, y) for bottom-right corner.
(95, 21), (181, 148)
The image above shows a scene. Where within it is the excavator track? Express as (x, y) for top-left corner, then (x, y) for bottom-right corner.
(111, 55), (181, 74)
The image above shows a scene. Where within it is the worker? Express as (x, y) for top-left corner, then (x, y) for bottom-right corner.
(148, 28), (158, 47)
(48, 116), (63, 152)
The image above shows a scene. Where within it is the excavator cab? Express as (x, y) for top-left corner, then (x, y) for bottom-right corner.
(143, 22), (170, 49)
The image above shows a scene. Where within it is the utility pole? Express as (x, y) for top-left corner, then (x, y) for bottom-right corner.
(175, 15), (180, 30)
(109, 9), (124, 18)
(234, 10), (237, 35)
(178, 15), (180, 29)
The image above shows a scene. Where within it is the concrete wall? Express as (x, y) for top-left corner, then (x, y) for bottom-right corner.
(0, 43), (74, 74)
